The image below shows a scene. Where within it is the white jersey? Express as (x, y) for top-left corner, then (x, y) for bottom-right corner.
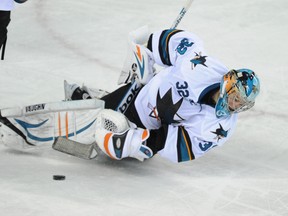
(135, 29), (238, 162)
(0, 0), (14, 10)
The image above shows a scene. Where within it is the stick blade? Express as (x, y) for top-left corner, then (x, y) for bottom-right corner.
(53, 137), (97, 160)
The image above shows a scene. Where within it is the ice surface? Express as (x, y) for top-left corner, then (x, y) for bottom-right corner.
(1, 0), (288, 215)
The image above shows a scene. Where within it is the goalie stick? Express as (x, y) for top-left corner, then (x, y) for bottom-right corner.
(52, 137), (98, 160)
(170, 0), (194, 29)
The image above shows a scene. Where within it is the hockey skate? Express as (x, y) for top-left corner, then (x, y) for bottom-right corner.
(64, 80), (81, 100)
(64, 80), (109, 101)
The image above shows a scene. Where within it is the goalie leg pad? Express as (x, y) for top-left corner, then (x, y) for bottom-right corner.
(0, 121), (33, 149)
(118, 26), (155, 85)
(118, 43), (155, 85)
(0, 103), (103, 149)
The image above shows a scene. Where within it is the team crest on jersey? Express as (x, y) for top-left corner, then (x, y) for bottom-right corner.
(211, 123), (229, 141)
(148, 89), (184, 124)
(190, 52), (208, 69)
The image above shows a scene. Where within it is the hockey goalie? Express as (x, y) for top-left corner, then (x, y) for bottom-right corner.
(0, 27), (260, 163)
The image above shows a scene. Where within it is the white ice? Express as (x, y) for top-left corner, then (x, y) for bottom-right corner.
(1, 0), (288, 215)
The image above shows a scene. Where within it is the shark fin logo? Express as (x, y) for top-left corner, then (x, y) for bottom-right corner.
(190, 52), (208, 69)
(148, 89), (184, 124)
(211, 123), (229, 142)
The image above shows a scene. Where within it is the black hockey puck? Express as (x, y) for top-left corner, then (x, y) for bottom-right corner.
(53, 175), (66, 180)
(14, 0), (28, 4)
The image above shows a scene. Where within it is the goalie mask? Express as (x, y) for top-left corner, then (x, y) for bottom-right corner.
(215, 69), (260, 118)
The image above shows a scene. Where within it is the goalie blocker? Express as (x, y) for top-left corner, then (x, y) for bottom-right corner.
(95, 109), (153, 161)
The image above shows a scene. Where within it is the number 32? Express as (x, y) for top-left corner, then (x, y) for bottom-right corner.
(176, 81), (189, 97)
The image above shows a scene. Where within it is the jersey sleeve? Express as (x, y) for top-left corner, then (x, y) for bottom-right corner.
(155, 125), (216, 162)
(155, 111), (237, 163)
(147, 29), (204, 67)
